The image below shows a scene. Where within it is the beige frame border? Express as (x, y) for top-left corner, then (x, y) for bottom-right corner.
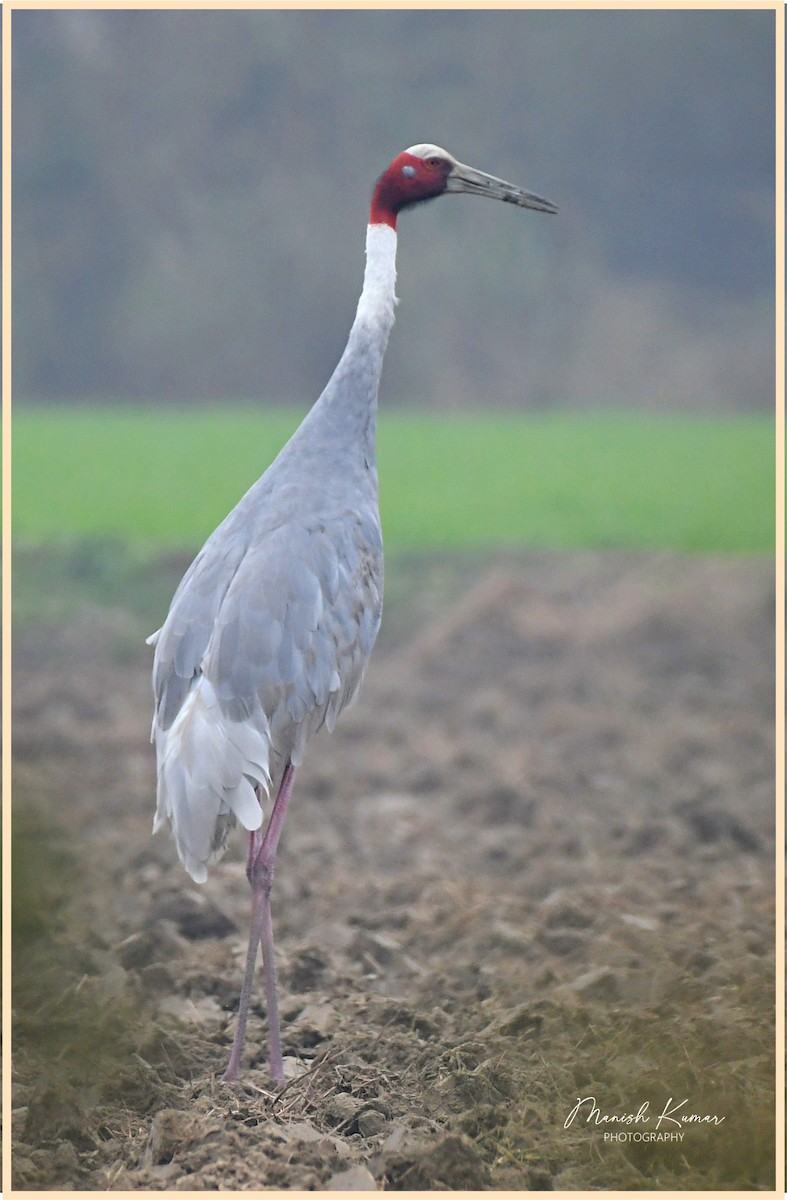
(1, 3), (783, 1198)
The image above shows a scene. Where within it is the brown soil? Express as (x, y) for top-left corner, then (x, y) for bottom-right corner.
(12, 551), (776, 1190)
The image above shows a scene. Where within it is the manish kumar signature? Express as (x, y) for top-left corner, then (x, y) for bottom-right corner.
(564, 1096), (726, 1130)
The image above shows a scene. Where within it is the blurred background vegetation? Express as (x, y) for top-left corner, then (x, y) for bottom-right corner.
(13, 8), (775, 416)
(11, 9), (775, 568)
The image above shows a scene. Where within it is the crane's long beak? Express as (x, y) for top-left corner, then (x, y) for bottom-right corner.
(446, 161), (558, 214)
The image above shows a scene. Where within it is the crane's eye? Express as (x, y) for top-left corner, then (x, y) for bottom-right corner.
(425, 156), (444, 169)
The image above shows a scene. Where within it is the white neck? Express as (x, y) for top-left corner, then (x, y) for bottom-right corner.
(352, 223), (398, 337)
(292, 222), (399, 475)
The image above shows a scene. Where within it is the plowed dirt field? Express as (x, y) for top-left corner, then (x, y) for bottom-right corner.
(13, 551), (775, 1190)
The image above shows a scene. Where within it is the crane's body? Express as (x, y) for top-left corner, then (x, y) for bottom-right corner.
(149, 224), (394, 883)
(149, 145), (556, 1083)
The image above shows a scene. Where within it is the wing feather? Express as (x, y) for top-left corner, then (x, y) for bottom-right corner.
(150, 509), (382, 881)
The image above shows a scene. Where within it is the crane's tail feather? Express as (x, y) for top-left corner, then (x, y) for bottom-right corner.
(152, 677), (271, 883)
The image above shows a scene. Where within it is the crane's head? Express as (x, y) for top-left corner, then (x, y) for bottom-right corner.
(370, 143), (558, 229)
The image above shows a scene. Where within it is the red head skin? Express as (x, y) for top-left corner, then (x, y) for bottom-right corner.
(369, 151), (453, 229)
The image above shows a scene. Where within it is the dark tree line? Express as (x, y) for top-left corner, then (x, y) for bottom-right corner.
(13, 9), (775, 410)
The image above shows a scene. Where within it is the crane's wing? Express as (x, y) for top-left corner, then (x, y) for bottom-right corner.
(148, 534), (248, 732)
(149, 509), (382, 882)
(203, 511), (383, 741)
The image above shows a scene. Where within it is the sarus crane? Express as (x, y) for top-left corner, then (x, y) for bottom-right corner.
(148, 144), (557, 1083)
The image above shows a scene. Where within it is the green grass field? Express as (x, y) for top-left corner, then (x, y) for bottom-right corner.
(12, 406), (774, 553)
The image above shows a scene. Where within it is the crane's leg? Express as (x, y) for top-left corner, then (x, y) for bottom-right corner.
(222, 763), (296, 1085)
(222, 832), (265, 1084)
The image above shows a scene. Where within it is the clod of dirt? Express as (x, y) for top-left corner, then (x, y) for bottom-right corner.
(13, 1140), (85, 1191)
(24, 1083), (91, 1149)
(116, 925), (185, 970)
(281, 1055), (304, 1080)
(276, 1120), (328, 1144)
(479, 999), (549, 1039)
(151, 890), (238, 939)
(350, 928), (408, 968)
(290, 1000), (335, 1046)
(158, 995), (225, 1024)
(143, 1109), (194, 1166)
(357, 1109), (388, 1137)
(284, 945), (330, 990)
(327, 1165), (378, 1189)
(324, 1091), (362, 1130)
(382, 1131), (490, 1190)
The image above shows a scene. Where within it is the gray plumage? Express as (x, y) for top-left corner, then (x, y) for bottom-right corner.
(148, 144), (556, 1083)
(148, 230), (391, 882)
